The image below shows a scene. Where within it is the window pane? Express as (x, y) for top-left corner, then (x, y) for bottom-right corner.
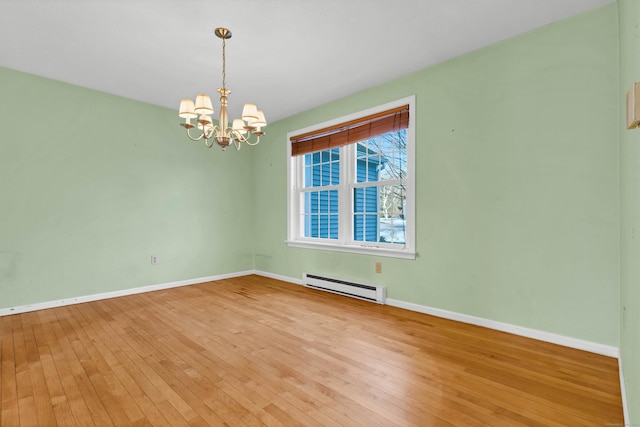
(319, 191), (328, 212)
(379, 184), (406, 244)
(353, 213), (378, 242)
(312, 165), (321, 186)
(353, 214), (364, 241)
(354, 188), (365, 213)
(304, 191), (317, 237)
(353, 184), (406, 245)
(353, 186), (378, 241)
(319, 215), (328, 238)
(304, 148), (340, 188)
(304, 164), (312, 187)
(329, 190), (338, 213)
(365, 214), (377, 242)
(357, 130), (407, 183)
(356, 143), (379, 183)
(329, 214), (339, 239)
(365, 186), (377, 212)
(354, 187), (378, 213)
(303, 190), (338, 240)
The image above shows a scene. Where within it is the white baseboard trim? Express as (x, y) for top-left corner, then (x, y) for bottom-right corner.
(1, 269), (620, 360)
(386, 298), (619, 358)
(619, 356), (630, 426)
(0, 270), (254, 317)
(251, 269), (304, 285)
(252, 270), (620, 359)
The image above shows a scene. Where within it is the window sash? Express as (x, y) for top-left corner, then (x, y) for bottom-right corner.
(351, 182), (407, 247)
(297, 141), (407, 249)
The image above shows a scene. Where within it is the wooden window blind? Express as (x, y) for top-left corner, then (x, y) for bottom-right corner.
(290, 105), (409, 157)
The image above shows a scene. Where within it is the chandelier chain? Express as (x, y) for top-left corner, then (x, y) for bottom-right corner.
(221, 37), (226, 90)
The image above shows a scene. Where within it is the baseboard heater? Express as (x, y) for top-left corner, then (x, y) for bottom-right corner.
(303, 273), (386, 304)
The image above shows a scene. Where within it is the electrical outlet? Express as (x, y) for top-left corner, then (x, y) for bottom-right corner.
(151, 255), (158, 265)
(375, 262), (382, 274)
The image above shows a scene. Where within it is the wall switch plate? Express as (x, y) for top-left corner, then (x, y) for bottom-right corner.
(151, 255), (158, 265)
(375, 262), (382, 274)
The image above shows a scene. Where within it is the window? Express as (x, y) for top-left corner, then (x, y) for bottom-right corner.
(287, 97), (415, 259)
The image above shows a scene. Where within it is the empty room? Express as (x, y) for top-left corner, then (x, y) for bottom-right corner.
(0, 0), (638, 425)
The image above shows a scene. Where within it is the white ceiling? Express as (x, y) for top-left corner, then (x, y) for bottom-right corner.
(0, 0), (614, 123)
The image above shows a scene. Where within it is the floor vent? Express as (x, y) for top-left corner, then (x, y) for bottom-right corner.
(303, 273), (386, 304)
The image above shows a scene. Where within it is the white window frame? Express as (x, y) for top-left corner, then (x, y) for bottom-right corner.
(286, 96), (416, 259)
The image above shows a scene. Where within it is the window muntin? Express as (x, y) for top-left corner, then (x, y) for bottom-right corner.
(287, 97), (415, 259)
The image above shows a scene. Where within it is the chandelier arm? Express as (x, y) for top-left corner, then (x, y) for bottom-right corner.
(186, 127), (206, 141)
(232, 130), (260, 146)
(206, 125), (218, 139)
(244, 135), (261, 146)
(229, 129), (261, 146)
(230, 129), (249, 143)
(203, 125), (220, 148)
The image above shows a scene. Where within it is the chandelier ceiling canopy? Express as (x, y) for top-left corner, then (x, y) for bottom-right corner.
(178, 28), (266, 151)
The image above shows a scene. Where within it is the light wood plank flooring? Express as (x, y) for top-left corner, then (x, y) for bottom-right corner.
(0, 275), (623, 426)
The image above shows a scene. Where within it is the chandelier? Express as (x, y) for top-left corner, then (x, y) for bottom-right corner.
(178, 28), (266, 150)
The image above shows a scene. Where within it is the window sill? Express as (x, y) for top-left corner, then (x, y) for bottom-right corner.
(286, 240), (416, 260)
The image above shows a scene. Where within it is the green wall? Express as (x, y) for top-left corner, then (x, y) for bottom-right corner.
(618, 0), (640, 422)
(0, 67), (255, 308)
(0, 2), (632, 420)
(253, 4), (620, 346)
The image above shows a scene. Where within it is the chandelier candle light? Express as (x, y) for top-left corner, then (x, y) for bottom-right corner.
(178, 28), (266, 150)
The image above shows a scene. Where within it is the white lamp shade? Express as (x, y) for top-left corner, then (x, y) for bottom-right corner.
(198, 115), (213, 130)
(232, 119), (247, 134)
(178, 99), (197, 119)
(250, 110), (267, 127)
(241, 103), (258, 121)
(195, 94), (214, 115)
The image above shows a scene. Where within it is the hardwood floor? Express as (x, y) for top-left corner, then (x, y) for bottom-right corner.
(0, 275), (623, 426)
